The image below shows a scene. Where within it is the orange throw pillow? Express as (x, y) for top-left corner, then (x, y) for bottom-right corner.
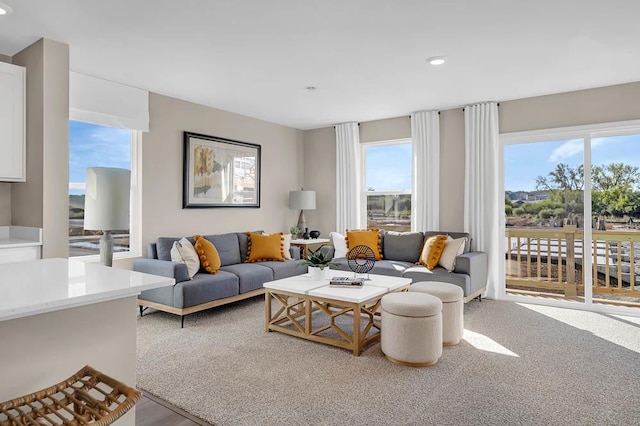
(346, 229), (382, 260)
(194, 235), (221, 274)
(245, 232), (285, 262)
(419, 235), (448, 270)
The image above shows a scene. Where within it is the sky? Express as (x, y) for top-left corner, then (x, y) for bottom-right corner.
(365, 142), (412, 191)
(504, 134), (640, 192)
(69, 120), (130, 195)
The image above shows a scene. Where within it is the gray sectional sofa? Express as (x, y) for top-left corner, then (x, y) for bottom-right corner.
(328, 231), (487, 303)
(133, 232), (307, 327)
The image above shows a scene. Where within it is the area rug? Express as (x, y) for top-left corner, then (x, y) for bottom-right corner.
(136, 298), (640, 426)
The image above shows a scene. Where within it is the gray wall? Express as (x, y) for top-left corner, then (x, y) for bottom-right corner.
(303, 81), (640, 236)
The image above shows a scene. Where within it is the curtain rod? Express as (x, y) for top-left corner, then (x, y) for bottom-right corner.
(333, 123), (360, 128)
(461, 102), (500, 112)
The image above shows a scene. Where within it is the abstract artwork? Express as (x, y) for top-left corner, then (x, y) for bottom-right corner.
(183, 132), (261, 208)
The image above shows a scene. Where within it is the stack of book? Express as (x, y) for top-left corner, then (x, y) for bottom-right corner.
(329, 276), (364, 288)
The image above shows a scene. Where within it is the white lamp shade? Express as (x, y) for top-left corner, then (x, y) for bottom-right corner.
(84, 167), (131, 231)
(289, 190), (316, 210)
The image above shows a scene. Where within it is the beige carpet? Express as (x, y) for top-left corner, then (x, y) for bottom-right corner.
(136, 297), (640, 426)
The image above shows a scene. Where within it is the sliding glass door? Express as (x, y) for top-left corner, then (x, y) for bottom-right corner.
(502, 123), (640, 311)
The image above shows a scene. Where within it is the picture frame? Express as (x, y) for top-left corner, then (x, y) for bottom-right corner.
(183, 131), (261, 208)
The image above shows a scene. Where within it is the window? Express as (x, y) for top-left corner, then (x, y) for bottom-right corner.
(68, 120), (139, 258)
(362, 140), (412, 231)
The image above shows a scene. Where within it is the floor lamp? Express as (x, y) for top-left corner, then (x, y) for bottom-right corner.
(289, 190), (316, 236)
(84, 167), (131, 267)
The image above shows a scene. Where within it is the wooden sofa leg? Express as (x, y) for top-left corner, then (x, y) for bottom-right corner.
(478, 294), (482, 302)
(181, 315), (185, 328)
(139, 306), (144, 317)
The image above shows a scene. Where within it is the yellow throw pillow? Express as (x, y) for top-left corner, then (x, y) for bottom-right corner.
(419, 235), (448, 270)
(346, 229), (382, 260)
(246, 232), (285, 262)
(194, 235), (221, 274)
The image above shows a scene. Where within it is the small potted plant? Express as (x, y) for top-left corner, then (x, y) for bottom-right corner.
(300, 247), (337, 280)
(289, 226), (301, 239)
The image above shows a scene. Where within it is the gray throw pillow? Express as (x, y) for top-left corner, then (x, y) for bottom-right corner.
(382, 231), (424, 263)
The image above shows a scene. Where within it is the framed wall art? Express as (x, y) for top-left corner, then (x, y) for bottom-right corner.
(183, 131), (261, 208)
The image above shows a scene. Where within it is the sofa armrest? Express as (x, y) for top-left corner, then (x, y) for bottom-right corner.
(134, 258), (189, 284)
(455, 251), (487, 294)
(289, 247), (301, 260)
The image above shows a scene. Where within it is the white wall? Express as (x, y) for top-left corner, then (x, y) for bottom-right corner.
(139, 93), (304, 249)
(303, 81), (640, 235)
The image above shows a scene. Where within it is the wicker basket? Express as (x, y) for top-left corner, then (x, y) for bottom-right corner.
(0, 365), (141, 426)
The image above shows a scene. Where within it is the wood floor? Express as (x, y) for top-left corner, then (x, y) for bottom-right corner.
(136, 392), (211, 426)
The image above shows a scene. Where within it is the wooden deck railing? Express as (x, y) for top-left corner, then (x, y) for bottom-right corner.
(505, 225), (640, 301)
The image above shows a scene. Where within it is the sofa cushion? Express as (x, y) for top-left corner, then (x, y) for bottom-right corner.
(424, 231), (471, 253)
(369, 260), (413, 277)
(203, 233), (241, 266)
(438, 237), (467, 272)
(283, 233), (293, 260)
(236, 230), (263, 262)
(330, 231), (348, 258)
(258, 259), (307, 280)
(138, 270), (239, 309)
(403, 265), (471, 296)
(156, 237), (182, 261)
(177, 272), (240, 308)
(419, 235), (448, 270)
(329, 258), (411, 278)
(346, 229), (382, 260)
(382, 231), (424, 263)
(194, 235), (222, 274)
(221, 263), (273, 293)
(170, 238), (200, 278)
(246, 232), (285, 262)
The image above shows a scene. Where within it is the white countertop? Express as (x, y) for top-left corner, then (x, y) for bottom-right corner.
(0, 258), (175, 321)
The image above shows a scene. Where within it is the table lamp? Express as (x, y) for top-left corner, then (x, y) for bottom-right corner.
(289, 189), (316, 234)
(84, 167), (131, 266)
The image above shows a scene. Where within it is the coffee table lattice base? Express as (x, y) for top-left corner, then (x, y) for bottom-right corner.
(266, 292), (387, 356)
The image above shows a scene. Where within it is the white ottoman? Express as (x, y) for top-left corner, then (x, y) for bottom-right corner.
(410, 281), (464, 346)
(381, 292), (442, 367)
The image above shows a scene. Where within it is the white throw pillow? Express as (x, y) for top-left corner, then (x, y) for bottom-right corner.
(170, 237), (200, 278)
(330, 231), (348, 258)
(283, 233), (293, 260)
(438, 236), (467, 272)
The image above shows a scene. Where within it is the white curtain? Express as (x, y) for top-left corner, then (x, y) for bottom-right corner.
(411, 111), (440, 232)
(464, 102), (500, 299)
(335, 122), (361, 232)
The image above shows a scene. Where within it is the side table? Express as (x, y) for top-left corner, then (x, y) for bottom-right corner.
(290, 238), (330, 259)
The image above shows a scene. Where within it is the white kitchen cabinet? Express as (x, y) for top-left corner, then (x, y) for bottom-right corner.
(0, 61), (26, 182)
(0, 226), (42, 263)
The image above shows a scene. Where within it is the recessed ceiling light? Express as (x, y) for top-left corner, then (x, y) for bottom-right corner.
(0, 2), (13, 15)
(427, 56), (446, 66)
(305, 86), (316, 91)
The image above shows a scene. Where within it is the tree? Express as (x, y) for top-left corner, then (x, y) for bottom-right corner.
(591, 163), (640, 217)
(535, 163), (584, 216)
(592, 163), (640, 192)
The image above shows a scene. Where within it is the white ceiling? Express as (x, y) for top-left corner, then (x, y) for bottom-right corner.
(1, 1), (639, 130)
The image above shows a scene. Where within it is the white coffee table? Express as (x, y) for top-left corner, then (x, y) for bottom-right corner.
(264, 269), (411, 356)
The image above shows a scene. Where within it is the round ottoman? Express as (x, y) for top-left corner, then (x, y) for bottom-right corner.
(381, 292), (442, 367)
(410, 281), (464, 346)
